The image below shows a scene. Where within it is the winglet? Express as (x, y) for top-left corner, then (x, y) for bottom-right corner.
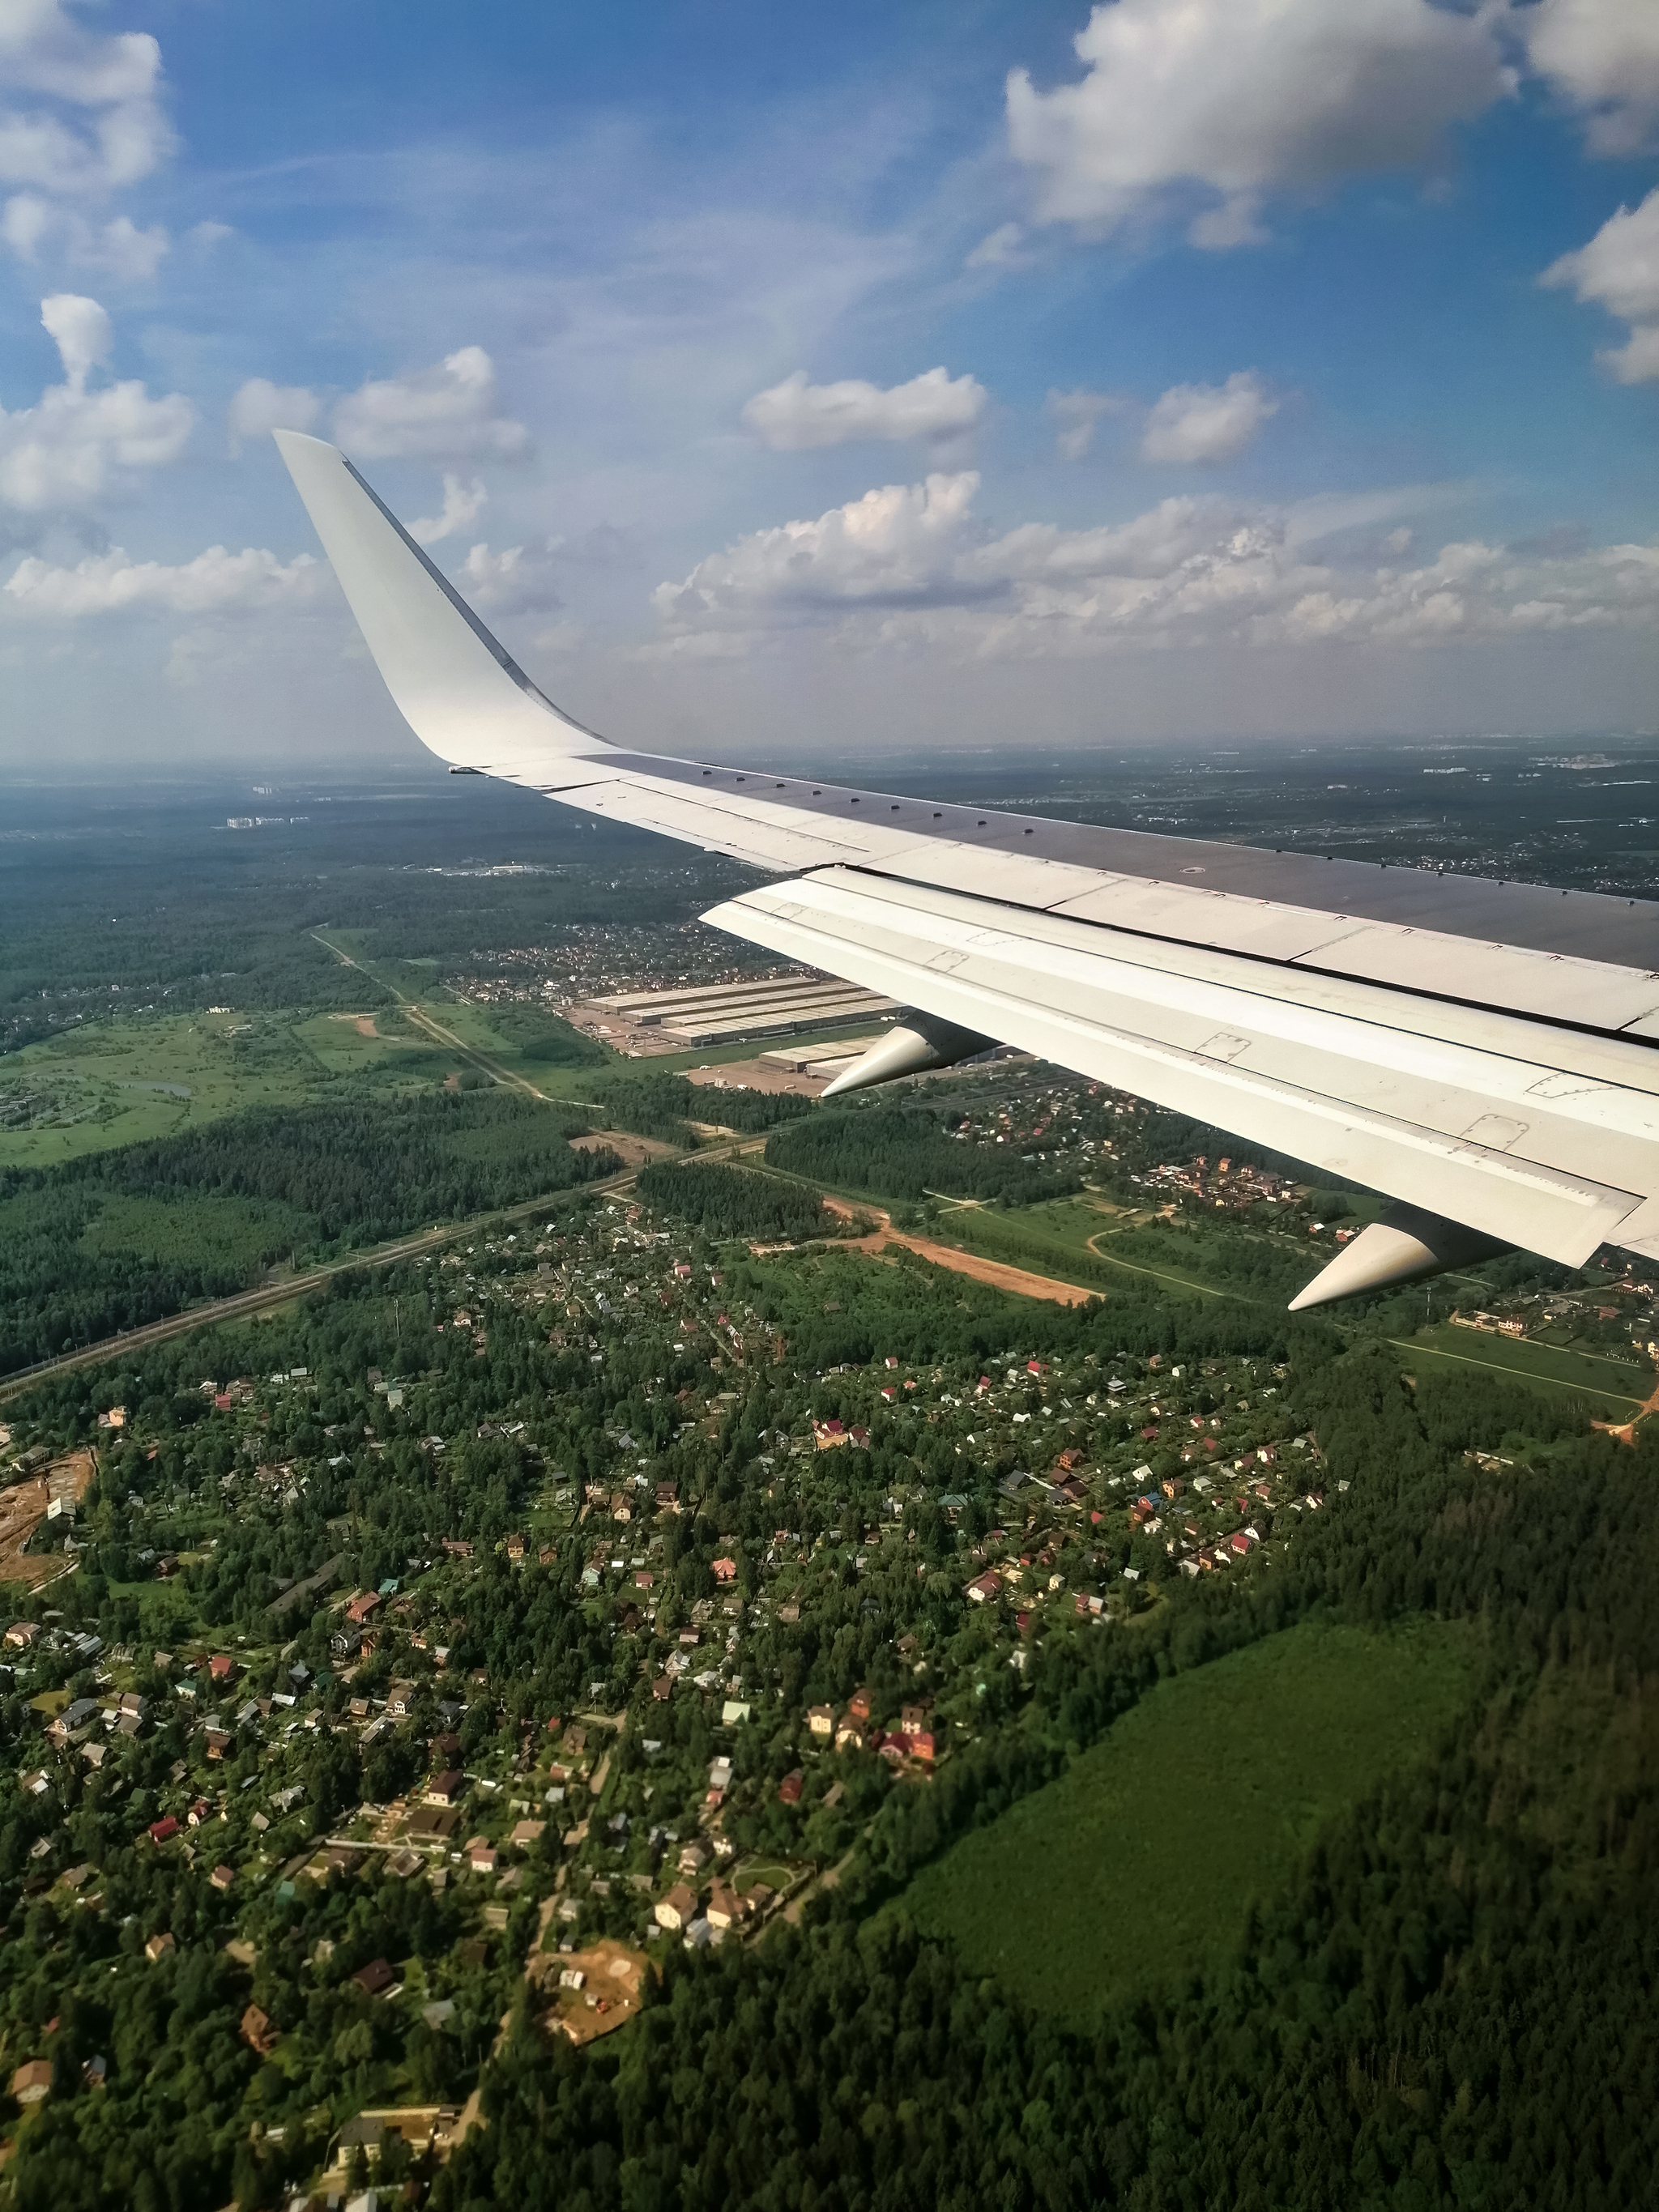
(273, 430), (609, 772)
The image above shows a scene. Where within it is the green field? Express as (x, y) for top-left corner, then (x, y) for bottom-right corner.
(0, 1012), (322, 1168)
(902, 1617), (1476, 2024)
(1397, 1324), (1650, 1416)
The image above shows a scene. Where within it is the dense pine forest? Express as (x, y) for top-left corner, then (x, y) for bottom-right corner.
(634, 1161), (832, 1243)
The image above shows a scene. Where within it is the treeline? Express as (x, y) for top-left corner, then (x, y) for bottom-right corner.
(766, 1102), (1081, 1206)
(0, 1092), (616, 1375)
(591, 1072), (816, 1146)
(634, 1161), (830, 1242)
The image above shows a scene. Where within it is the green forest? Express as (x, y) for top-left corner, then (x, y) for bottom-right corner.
(765, 1102), (1085, 1207)
(634, 1160), (832, 1242)
(0, 1091), (616, 1375)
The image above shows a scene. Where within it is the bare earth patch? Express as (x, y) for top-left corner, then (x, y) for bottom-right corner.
(569, 1130), (679, 1168)
(820, 1197), (1098, 1306)
(528, 1937), (652, 2044)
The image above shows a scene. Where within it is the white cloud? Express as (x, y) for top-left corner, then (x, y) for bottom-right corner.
(1141, 371), (1278, 464)
(1541, 189), (1659, 385)
(40, 289), (108, 383)
(965, 221), (1026, 270)
(227, 377), (321, 455)
(1524, 0), (1659, 157)
(0, 0), (175, 195)
(5, 542), (323, 617)
(649, 471), (1659, 659)
(1047, 386), (1127, 461)
(1, 194), (168, 277)
(1005, 0), (1511, 247)
(741, 366), (987, 450)
(453, 540), (563, 615)
(653, 472), (983, 633)
(0, 292), (191, 509)
(332, 345), (529, 462)
(410, 473), (488, 545)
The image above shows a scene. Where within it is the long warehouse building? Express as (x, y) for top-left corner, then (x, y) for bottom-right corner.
(591, 974), (898, 1045)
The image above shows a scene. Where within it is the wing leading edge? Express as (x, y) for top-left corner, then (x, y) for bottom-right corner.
(275, 432), (1659, 1303)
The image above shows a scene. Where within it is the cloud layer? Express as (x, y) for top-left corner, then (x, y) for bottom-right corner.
(6, 542), (321, 616)
(650, 471), (1659, 659)
(742, 366), (987, 450)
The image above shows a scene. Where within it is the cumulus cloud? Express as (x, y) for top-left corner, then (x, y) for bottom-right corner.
(1141, 371), (1278, 464)
(1524, 0), (1659, 158)
(742, 366), (987, 450)
(227, 377), (322, 456)
(654, 473), (983, 635)
(1005, 0), (1512, 248)
(649, 471), (1659, 659)
(410, 473), (488, 545)
(1541, 189), (1659, 385)
(4, 541), (322, 617)
(1, 194), (168, 277)
(1047, 386), (1128, 461)
(0, 292), (190, 509)
(332, 345), (529, 462)
(452, 540), (564, 616)
(0, 0), (175, 196)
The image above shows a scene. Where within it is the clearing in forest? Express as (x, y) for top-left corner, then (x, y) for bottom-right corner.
(902, 1617), (1476, 2025)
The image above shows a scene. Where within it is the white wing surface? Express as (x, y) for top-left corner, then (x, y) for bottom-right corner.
(275, 432), (1659, 1304)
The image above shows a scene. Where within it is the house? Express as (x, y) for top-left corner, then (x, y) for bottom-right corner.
(835, 1720), (864, 1751)
(711, 1556), (737, 1583)
(442, 1538), (474, 1558)
(899, 1703), (932, 1737)
(353, 1958), (396, 1998)
(143, 1931), (175, 1962)
(346, 1592), (382, 1628)
(386, 1681), (416, 1718)
(210, 1864), (235, 1893)
(208, 1654), (237, 1686)
(510, 1819), (545, 1847)
(186, 1797), (211, 1826)
(147, 1816), (179, 1845)
(966, 1572), (1001, 1605)
(4, 1622), (39, 1649)
(847, 1686), (872, 1722)
(203, 1728), (232, 1762)
(240, 2005), (278, 2056)
(505, 1533), (526, 1560)
(11, 2060), (52, 2106)
(777, 1770), (804, 1805)
(677, 1839), (710, 1876)
(910, 1732), (937, 1762)
(706, 1884), (745, 1929)
(425, 1769), (464, 1808)
(813, 1418), (847, 1450)
(806, 1705), (834, 1737)
(48, 1697), (100, 1746)
(655, 1884), (697, 1933)
(467, 1841), (498, 1874)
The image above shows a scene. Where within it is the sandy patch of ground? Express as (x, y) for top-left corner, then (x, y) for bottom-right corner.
(821, 1197), (1098, 1306)
(529, 1937), (651, 2044)
(569, 1130), (680, 1168)
(0, 1449), (96, 1587)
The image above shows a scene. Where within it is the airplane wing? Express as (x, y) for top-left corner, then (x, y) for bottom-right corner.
(275, 430), (1659, 1309)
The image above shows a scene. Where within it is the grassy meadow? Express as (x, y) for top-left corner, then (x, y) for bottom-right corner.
(901, 1617), (1477, 2025)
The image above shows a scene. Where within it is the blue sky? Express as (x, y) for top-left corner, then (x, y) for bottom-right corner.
(1, 0), (1657, 767)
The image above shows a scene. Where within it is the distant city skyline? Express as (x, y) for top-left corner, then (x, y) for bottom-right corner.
(1, 0), (1657, 766)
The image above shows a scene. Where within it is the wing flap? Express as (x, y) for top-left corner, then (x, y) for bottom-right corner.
(703, 869), (1653, 1265)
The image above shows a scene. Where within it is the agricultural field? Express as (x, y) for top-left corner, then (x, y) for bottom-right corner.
(901, 1616), (1478, 2024)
